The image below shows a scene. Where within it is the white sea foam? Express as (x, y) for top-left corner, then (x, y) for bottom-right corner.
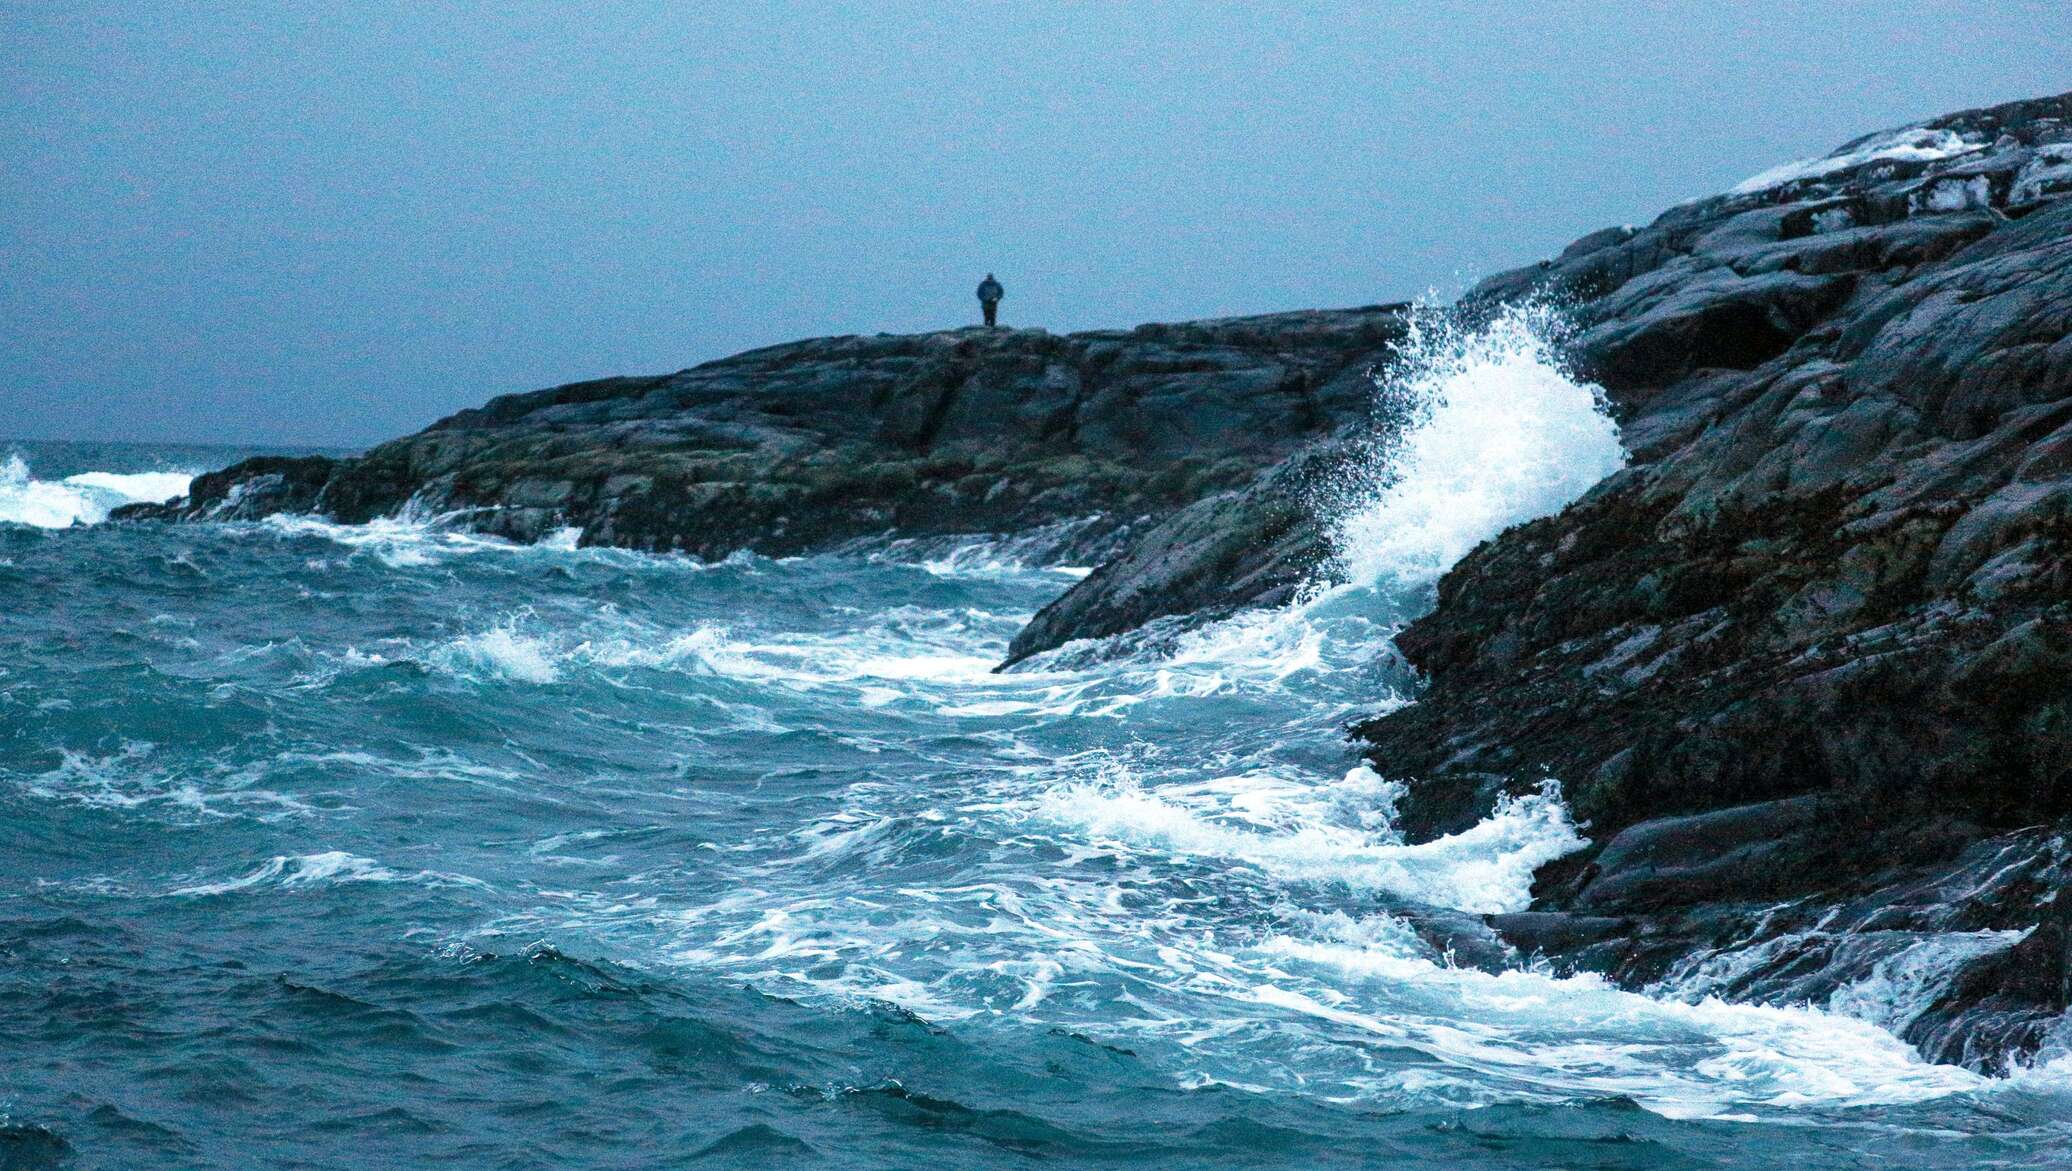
(1826, 930), (2033, 1034)
(259, 511), (729, 571)
(1245, 944), (1985, 1117)
(169, 850), (488, 896)
(2006, 1046), (2072, 1094)
(431, 622), (564, 684)
(421, 611), (1019, 694)
(1658, 922), (2035, 1040)
(852, 516), (1110, 579)
(170, 850), (402, 896)
(0, 454), (194, 528)
(17, 745), (317, 822)
(1034, 768), (1582, 915)
(651, 761), (1984, 1119)
(264, 513), (535, 568)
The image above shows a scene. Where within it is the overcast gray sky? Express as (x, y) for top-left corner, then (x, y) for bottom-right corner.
(5, 2), (2067, 446)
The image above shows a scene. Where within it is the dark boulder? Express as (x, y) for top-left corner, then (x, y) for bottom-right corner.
(157, 454), (340, 520)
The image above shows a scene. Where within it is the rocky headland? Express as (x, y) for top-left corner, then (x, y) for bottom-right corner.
(123, 310), (1406, 566)
(124, 92), (2072, 1072)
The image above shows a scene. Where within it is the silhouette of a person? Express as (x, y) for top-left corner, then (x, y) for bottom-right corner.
(976, 273), (1004, 327)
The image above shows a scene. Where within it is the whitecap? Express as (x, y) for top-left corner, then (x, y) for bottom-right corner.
(168, 850), (489, 896)
(429, 622), (563, 684)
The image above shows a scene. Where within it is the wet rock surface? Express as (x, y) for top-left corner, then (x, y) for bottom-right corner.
(1356, 92), (2072, 1072)
(1001, 436), (1347, 666)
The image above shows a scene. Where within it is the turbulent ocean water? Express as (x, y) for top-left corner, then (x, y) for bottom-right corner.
(5, 316), (2070, 1169)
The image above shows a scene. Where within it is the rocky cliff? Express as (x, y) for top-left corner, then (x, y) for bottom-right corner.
(1349, 92), (2072, 1072)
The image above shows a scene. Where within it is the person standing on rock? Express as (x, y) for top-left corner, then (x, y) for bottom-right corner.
(976, 273), (1004, 327)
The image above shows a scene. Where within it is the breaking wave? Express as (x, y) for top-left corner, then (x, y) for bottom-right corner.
(1328, 300), (1628, 592)
(1033, 768), (1582, 915)
(0, 452), (192, 528)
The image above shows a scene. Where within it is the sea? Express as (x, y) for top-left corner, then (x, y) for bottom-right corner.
(5, 309), (2068, 1169)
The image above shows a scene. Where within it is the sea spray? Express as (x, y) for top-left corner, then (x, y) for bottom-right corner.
(1105, 301), (1630, 700)
(1325, 300), (1627, 594)
(1015, 304), (1632, 932)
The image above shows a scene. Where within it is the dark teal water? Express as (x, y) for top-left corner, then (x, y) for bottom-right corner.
(4, 437), (2069, 1170)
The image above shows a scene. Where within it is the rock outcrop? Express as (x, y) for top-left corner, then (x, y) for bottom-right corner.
(121, 310), (1406, 562)
(1353, 92), (2072, 1072)
(1001, 436), (1347, 665)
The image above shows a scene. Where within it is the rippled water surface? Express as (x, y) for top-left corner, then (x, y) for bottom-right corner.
(6, 319), (2070, 1169)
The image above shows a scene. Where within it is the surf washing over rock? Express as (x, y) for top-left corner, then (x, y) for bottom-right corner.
(1326, 301), (1629, 592)
(9, 91), (2072, 1168)
(0, 452), (191, 528)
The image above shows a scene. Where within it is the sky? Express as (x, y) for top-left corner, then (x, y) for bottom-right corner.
(4, 2), (2068, 447)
